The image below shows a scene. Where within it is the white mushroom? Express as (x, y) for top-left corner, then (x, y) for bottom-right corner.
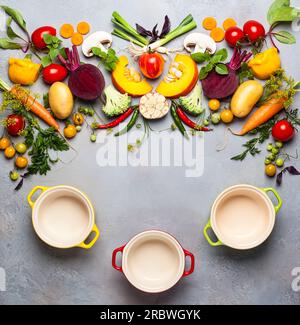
(183, 33), (217, 54)
(82, 31), (113, 57)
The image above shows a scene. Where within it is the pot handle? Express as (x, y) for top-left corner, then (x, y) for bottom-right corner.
(262, 188), (283, 214)
(182, 249), (195, 277)
(27, 186), (49, 208)
(203, 220), (223, 247)
(77, 224), (100, 249)
(112, 245), (126, 273)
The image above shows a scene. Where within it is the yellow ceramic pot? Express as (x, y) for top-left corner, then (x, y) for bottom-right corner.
(27, 185), (100, 249)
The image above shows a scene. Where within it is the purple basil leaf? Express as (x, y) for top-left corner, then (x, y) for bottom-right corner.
(160, 15), (171, 38)
(286, 166), (300, 175)
(276, 171), (283, 186)
(136, 24), (152, 37)
(152, 24), (159, 37)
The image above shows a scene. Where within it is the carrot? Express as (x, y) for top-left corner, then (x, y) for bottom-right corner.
(77, 21), (90, 35)
(210, 27), (225, 42)
(202, 17), (217, 30)
(10, 86), (60, 130)
(223, 18), (237, 31)
(234, 97), (286, 136)
(71, 32), (83, 46)
(60, 24), (74, 39)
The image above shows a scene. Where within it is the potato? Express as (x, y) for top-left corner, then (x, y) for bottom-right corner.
(49, 82), (74, 120)
(231, 80), (263, 118)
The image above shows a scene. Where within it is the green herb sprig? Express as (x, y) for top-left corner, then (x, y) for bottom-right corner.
(92, 48), (119, 72)
(41, 34), (66, 67)
(192, 49), (228, 80)
(231, 116), (280, 161)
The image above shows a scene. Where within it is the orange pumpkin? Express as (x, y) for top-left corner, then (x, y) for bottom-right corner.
(112, 56), (152, 97)
(156, 54), (198, 99)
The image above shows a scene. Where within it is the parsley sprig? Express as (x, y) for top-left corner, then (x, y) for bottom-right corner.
(231, 115), (279, 161)
(92, 47), (119, 72)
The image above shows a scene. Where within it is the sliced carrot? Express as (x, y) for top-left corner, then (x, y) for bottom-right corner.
(71, 32), (83, 46)
(202, 17), (217, 30)
(10, 86), (59, 130)
(77, 21), (90, 35)
(60, 24), (74, 39)
(210, 27), (225, 42)
(223, 18), (237, 31)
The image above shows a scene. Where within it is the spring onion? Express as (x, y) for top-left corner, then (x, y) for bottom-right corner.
(112, 12), (148, 46)
(111, 12), (197, 50)
(149, 14), (197, 50)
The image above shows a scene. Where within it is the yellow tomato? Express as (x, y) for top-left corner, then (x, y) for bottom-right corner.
(208, 99), (221, 111)
(72, 113), (85, 126)
(220, 109), (234, 124)
(4, 146), (16, 159)
(265, 164), (277, 177)
(15, 156), (28, 169)
(64, 125), (77, 139)
(0, 137), (11, 150)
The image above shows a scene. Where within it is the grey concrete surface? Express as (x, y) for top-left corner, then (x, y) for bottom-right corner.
(0, 0), (300, 305)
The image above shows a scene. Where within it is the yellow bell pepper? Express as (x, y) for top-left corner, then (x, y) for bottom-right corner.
(248, 48), (281, 80)
(8, 57), (41, 85)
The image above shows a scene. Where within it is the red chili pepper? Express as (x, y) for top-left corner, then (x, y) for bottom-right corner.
(94, 107), (134, 129)
(176, 107), (212, 132)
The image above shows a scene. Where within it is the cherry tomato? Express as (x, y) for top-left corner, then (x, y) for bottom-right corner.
(225, 26), (245, 47)
(265, 164), (277, 177)
(64, 125), (77, 139)
(4, 146), (16, 159)
(139, 52), (165, 79)
(208, 99), (220, 111)
(272, 120), (295, 142)
(31, 26), (56, 50)
(6, 114), (25, 137)
(0, 137), (11, 150)
(220, 109), (234, 124)
(43, 64), (68, 84)
(243, 20), (265, 43)
(15, 156), (28, 169)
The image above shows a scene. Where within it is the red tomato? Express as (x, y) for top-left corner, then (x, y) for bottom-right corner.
(243, 20), (265, 42)
(6, 114), (25, 137)
(31, 26), (56, 50)
(139, 52), (165, 79)
(225, 26), (245, 47)
(272, 120), (295, 142)
(43, 64), (68, 84)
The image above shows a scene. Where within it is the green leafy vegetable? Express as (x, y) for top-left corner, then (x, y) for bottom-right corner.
(231, 116), (279, 161)
(238, 62), (254, 83)
(41, 34), (65, 67)
(0, 38), (23, 50)
(267, 0), (300, 25)
(1, 5), (27, 32)
(215, 63), (228, 75)
(195, 48), (229, 80)
(92, 47), (119, 72)
(273, 31), (296, 44)
(191, 52), (210, 64)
